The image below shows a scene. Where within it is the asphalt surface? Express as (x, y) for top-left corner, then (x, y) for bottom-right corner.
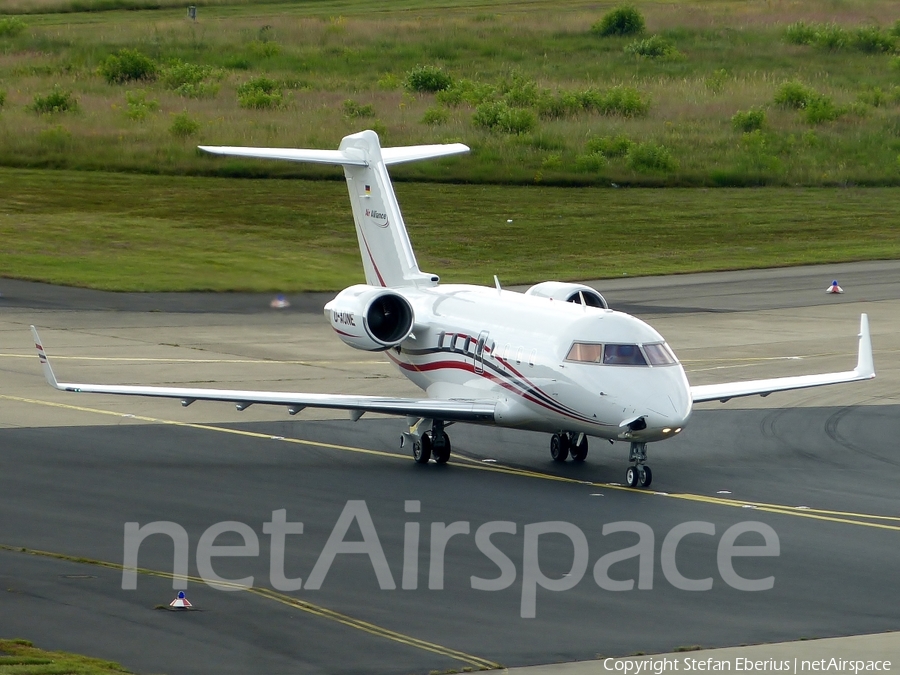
(1, 264), (899, 674)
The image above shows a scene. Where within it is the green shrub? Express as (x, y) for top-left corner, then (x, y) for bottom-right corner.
(169, 112), (200, 137)
(774, 81), (816, 109)
(705, 69), (728, 93)
(499, 73), (540, 107)
(784, 21), (817, 45)
(31, 86), (77, 114)
(37, 125), (72, 150)
(224, 56), (252, 70)
(247, 40), (280, 58)
(473, 101), (535, 134)
(99, 49), (157, 84)
(574, 152), (608, 172)
(377, 73), (401, 90)
(891, 20), (900, 38)
(858, 88), (889, 107)
(437, 78), (495, 106)
(405, 65), (453, 93)
(731, 108), (766, 132)
(342, 99), (375, 118)
(625, 35), (678, 59)
(813, 23), (848, 50)
(627, 142), (677, 172)
(804, 96), (843, 124)
(591, 6), (645, 37)
(851, 26), (895, 53)
(586, 135), (633, 157)
(237, 77), (282, 109)
(0, 17), (27, 37)
(0, 90), (6, 108)
(125, 90), (159, 121)
(593, 85), (649, 117)
(420, 107), (449, 125)
(160, 61), (219, 98)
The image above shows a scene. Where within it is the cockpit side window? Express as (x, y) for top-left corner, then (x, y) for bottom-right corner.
(603, 343), (648, 366)
(565, 342), (603, 363)
(644, 342), (678, 365)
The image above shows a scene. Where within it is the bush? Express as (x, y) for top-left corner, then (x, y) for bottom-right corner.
(342, 99), (375, 118)
(499, 73), (540, 107)
(99, 49), (157, 84)
(591, 6), (645, 37)
(31, 86), (77, 114)
(593, 85), (650, 117)
(774, 81), (816, 109)
(0, 17), (27, 37)
(625, 35), (678, 59)
(784, 21), (817, 45)
(813, 23), (848, 50)
(627, 142), (677, 172)
(804, 96), (843, 124)
(0, 90), (6, 108)
(473, 101), (536, 134)
(732, 108), (766, 132)
(405, 65), (453, 93)
(586, 135), (633, 157)
(237, 77), (282, 109)
(574, 152), (608, 173)
(169, 112), (200, 138)
(124, 90), (159, 121)
(891, 20), (900, 39)
(437, 78), (495, 106)
(852, 26), (895, 53)
(420, 107), (449, 125)
(858, 88), (889, 107)
(160, 61), (219, 98)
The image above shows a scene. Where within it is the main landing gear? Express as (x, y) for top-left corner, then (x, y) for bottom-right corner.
(403, 419), (451, 465)
(625, 441), (652, 488)
(549, 432), (589, 463)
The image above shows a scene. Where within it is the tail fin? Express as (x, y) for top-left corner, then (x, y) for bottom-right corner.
(200, 130), (469, 288)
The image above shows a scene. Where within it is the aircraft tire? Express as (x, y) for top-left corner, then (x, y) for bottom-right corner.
(638, 465), (652, 488)
(413, 435), (432, 464)
(571, 436), (588, 462)
(550, 433), (569, 462)
(625, 465), (639, 487)
(434, 434), (451, 464)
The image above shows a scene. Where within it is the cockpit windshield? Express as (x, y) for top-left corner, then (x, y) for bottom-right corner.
(565, 341), (678, 366)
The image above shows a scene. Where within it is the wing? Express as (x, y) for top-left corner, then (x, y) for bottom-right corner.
(690, 314), (875, 404)
(30, 327), (495, 423)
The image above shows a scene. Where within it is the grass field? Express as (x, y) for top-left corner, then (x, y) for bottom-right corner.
(0, 638), (133, 675)
(2, 166), (899, 291)
(0, 0), (899, 186)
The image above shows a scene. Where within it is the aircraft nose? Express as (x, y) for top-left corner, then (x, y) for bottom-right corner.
(643, 369), (692, 436)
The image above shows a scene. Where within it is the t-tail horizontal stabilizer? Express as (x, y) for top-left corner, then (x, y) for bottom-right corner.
(690, 313), (875, 404)
(200, 130), (469, 289)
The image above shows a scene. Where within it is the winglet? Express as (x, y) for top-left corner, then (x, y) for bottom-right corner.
(855, 313), (875, 379)
(30, 326), (60, 389)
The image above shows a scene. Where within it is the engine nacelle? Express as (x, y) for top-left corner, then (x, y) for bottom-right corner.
(324, 285), (415, 351)
(524, 281), (609, 309)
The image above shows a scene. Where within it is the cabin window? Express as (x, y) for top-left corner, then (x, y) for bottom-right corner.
(528, 349), (536, 367)
(515, 346), (523, 364)
(644, 342), (678, 366)
(503, 343), (511, 360)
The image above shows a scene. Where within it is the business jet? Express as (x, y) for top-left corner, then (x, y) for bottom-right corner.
(31, 130), (876, 488)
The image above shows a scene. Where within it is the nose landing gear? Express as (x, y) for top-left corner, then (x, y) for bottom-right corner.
(625, 441), (652, 488)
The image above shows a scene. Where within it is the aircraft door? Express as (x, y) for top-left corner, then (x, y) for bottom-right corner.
(473, 331), (490, 375)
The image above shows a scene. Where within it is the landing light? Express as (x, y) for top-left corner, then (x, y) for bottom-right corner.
(675, 428), (682, 433)
(662, 427), (672, 433)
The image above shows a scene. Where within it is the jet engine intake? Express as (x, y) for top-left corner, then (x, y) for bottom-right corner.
(324, 285), (415, 351)
(525, 281), (608, 309)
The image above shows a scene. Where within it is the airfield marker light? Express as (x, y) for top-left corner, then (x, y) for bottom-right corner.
(827, 280), (844, 294)
(169, 591), (194, 610)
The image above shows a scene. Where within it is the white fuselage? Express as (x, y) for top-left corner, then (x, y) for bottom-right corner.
(371, 284), (693, 443)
